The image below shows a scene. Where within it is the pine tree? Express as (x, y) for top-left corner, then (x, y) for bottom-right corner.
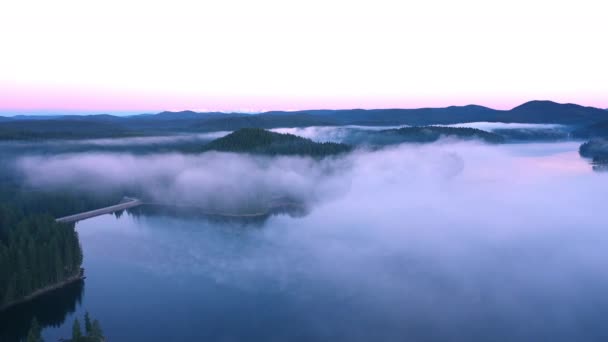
(2, 275), (16, 305)
(26, 317), (43, 342)
(84, 311), (92, 336)
(90, 319), (104, 339)
(72, 318), (82, 341)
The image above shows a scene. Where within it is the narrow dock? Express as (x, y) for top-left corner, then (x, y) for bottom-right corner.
(56, 197), (142, 223)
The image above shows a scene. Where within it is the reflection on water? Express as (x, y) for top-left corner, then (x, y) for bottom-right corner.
(0, 280), (84, 341)
(124, 199), (310, 225)
(593, 164), (608, 172)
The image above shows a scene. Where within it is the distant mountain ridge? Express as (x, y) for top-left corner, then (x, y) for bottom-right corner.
(1, 101), (607, 140)
(1, 100), (606, 124)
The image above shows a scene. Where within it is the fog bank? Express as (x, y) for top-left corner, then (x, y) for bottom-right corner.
(52, 140), (608, 341)
(16, 140), (596, 214)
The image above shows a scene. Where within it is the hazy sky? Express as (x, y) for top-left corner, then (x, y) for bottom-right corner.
(1, 0), (606, 113)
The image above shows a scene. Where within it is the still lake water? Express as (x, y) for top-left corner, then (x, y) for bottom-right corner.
(7, 141), (608, 341)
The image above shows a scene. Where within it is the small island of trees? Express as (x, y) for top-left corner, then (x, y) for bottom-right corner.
(202, 128), (352, 156)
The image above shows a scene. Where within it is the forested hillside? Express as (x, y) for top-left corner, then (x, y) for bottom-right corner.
(384, 126), (504, 143)
(0, 120), (138, 140)
(579, 139), (608, 159)
(572, 120), (608, 139)
(203, 128), (352, 156)
(1, 101), (607, 141)
(0, 209), (83, 309)
(343, 126), (504, 146)
(0, 162), (123, 311)
(576, 119), (608, 170)
(492, 127), (570, 141)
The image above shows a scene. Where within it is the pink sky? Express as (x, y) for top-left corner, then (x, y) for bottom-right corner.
(1, 1), (606, 115)
(1, 84), (606, 115)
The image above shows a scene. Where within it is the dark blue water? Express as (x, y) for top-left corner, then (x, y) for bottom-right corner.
(6, 142), (608, 341)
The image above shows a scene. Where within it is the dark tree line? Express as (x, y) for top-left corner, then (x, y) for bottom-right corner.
(379, 126), (505, 144)
(579, 139), (608, 160)
(0, 120), (137, 140)
(24, 311), (105, 342)
(70, 311), (105, 342)
(0, 153), (125, 341)
(572, 119), (608, 139)
(0, 279), (84, 342)
(0, 205), (83, 308)
(579, 139), (608, 172)
(0, 161), (124, 310)
(1, 101), (606, 141)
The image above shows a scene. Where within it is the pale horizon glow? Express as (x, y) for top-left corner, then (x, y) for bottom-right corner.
(1, 0), (607, 114)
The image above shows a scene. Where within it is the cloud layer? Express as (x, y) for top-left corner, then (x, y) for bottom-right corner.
(44, 139), (608, 341)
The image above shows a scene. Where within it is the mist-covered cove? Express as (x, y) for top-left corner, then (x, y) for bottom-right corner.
(4, 134), (608, 341)
(3, 0), (608, 337)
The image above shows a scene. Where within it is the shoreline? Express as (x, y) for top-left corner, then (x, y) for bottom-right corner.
(0, 268), (85, 313)
(143, 201), (306, 218)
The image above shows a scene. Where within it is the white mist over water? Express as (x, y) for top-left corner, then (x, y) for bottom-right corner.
(270, 122), (568, 143)
(270, 125), (407, 142)
(16, 139), (608, 341)
(0, 131), (231, 149)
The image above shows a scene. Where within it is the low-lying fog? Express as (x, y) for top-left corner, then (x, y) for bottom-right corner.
(271, 125), (406, 142)
(17, 138), (593, 213)
(11, 127), (608, 341)
(0, 122), (569, 156)
(273, 122), (568, 142)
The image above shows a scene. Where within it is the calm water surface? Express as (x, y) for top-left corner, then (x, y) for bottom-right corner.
(8, 142), (608, 341)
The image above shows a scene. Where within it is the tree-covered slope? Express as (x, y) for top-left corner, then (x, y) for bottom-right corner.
(0, 161), (126, 312)
(506, 101), (608, 125)
(579, 139), (608, 159)
(572, 120), (608, 139)
(491, 127), (570, 141)
(579, 139), (608, 171)
(0, 120), (138, 140)
(203, 128), (351, 156)
(0, 209), (83, 309)
(1, 101), (607, 141)
(344, 126), (504, 146)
